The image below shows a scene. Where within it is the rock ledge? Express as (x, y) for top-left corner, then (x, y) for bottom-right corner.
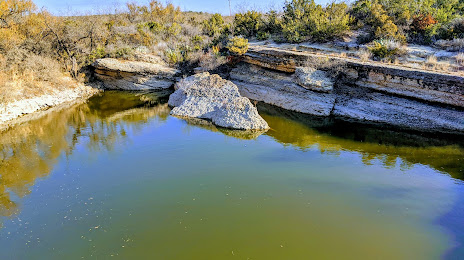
(93, 58), (179, 90)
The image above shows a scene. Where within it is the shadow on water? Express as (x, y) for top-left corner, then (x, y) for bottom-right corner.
(258, 103), (464, 181)
(0, 90), (463, 229)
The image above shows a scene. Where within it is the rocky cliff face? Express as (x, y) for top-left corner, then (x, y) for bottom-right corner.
(245, 45), (464, 108)
(231, 60), (464, 134)
(93, 58), (179, 90)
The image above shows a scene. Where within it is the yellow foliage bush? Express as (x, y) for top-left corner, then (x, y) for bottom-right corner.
(227, 37), (249, 55)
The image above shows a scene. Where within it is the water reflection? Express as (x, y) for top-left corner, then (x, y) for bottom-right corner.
(0, 91), (171, 225)
(259, 104), (464, 180)
(0, 91), (463, 227)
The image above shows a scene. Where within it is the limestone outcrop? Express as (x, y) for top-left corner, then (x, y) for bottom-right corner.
(231, 63), (464, 134)
(168, 73), (269, 130)
(294, 67), (334, 93)
(244, 45), (464, 108)
(93, 58), (179, 90)
(230, 64), (335, 116)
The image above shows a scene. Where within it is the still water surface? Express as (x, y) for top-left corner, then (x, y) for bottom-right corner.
(0, 91), (463, 259)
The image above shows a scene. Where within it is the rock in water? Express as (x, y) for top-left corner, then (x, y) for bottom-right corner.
(294, 67), (334, 93)
(168, 73), (269, 130)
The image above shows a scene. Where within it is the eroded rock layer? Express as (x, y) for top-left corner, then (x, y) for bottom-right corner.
(93, 58), (179, 90)
(231, 63), (464, 134)
(245, 45), (464, 108)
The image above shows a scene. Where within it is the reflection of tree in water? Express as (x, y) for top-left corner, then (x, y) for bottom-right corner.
(258, 104), (464, 180)
(0, 91), (171, 224)
(0, 92), (462, 226)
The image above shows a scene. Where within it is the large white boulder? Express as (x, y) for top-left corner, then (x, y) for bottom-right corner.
(168, 73), (269, 130)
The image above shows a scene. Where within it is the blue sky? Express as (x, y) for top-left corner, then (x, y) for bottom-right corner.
(33, 0), (331, 15)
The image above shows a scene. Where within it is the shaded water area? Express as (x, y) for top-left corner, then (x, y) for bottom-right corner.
(0, 90), (463, 259)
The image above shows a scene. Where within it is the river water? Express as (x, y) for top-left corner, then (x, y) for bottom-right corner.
(0, 91), (463, 259)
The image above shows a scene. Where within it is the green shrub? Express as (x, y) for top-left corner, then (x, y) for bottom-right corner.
(114, 47), (134, 59)
(234, 11), (265, 38)
(281, 0), (351, 43)
(166, 23), (182, 37)
(437, 17), (464, 40)
(203, 13), (226, 37)
(265, 10), (281, 34)
(86, 47), (106, 64)
(165, 48), (181, 64)
(191, 35), (204, 50)
(351, 0), (405, 43)
(257, 31), (271, 40)
(368, 39), (405, 60)
(227, 36), (249, 55)
(146, 21), (164, 33)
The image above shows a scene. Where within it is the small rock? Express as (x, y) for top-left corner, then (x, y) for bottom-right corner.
(294, 67), (334, 93)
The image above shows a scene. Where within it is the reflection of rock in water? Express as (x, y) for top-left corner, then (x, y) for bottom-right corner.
(0, 90), (172, 223)
(179, 117), (267, 140)
(258, 102), (464, 180)
(106, 104), (170, 123)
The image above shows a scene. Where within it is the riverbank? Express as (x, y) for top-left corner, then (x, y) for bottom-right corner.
(0, 81), (99, 130)
(229, 44), (464, 134)
(2, 42), (463, 135)
(90, 44), (463, 134)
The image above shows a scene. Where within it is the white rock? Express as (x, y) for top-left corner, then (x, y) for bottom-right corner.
(93, 58), (179, 90)
(231, 64), (336, 116)
(168, 73), (269, 130)
(294, 67), (334, 93)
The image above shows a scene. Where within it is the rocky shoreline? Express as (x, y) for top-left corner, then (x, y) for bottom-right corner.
(0, 83), (99, 130)
(230, 45), (464, 134)
(2, 46), (463, 134)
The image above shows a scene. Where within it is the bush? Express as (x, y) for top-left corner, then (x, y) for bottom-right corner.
(257, 31), (271, 40)
(411, 14), (438, 32)
(146, 21), (164, 33)
(234, 11), (265, 38)
(227, 36), (249, 56)
(166, 23), (182, 38)
(438, 17), (464, 40)
(191, 35), (204, 50)
(165, 48), (181, 64)
(368, 39), (405, 60)
(265, 10), (281, 34)
(408, 14), (440, 44)
(199, 51), (227, 71)
(203, 13), (226, 37)
(351, 0), (405, 43)
(281, 0), (351, 43)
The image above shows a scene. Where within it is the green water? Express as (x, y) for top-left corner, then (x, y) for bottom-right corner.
(0, 91), (463, 259)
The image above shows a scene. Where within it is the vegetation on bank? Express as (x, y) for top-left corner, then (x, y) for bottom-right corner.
(1, 0), (464, 103)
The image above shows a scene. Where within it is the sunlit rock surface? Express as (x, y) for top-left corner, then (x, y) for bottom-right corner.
(293, 67), (334, 93)
(169, 73), (269, 130)
(231, 45), (464, 134)
(93, 58), (179, 90)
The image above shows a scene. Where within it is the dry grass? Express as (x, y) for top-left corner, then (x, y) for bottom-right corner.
(425, 55), (438, 68)
(422, 55), (451, 71)
(198, 51), (227, 71)
(456, 52), (464, 66)
(0, 52), (75, 104)
(356, 49), (372, 62)
(434, 39), (464, 52)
